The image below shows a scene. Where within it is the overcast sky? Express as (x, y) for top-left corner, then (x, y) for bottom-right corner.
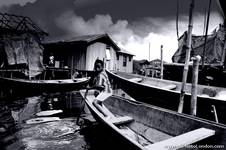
(0, 0), (224, 62)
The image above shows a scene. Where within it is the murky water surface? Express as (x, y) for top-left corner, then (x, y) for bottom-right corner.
(0, 92), (90, 150)
(0, 89), (130, 150)
(0, 91), (131, 150)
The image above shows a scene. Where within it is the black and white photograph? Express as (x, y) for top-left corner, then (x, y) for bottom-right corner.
(0, 0), (226, 149)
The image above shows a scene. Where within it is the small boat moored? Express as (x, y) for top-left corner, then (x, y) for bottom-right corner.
(0, 77), (90, 93)
(107, 70), (226, 124)
(80, 90), (226, 150)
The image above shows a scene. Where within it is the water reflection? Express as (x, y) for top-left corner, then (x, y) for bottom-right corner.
(0, 89), (133, 150)
(0, 91), (88, 150)
(17, 119), (85, 150)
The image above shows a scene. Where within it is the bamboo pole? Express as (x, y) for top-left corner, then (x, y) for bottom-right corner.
(149, 43), (151, 61)
(221, 30), (226, 65)
(71, 55), (74, 79)
(178, 0), (195, 113)
(160, 45), (164, 79)
(190, 55), (201, 116)
(202, 0), (212, 68)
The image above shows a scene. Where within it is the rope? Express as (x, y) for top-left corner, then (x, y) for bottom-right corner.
(203, 3), (208, 35)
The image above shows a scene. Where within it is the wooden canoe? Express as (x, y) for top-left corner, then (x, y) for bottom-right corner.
(106, 70), (226, 124)
(0, 77), (90, 93)
(80, 90), (226, 150)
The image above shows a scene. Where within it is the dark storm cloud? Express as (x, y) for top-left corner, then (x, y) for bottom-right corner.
(1, 0), (223, 61)
(0, 0), (37, 7)
(73, 0), (220, 21)
(5, 0), (76, 39)
(2, 0), (223, 41)
(74, 0), (111, 7)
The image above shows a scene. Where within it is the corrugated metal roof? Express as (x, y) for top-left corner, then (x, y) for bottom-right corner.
(44, 34), (120, 51)
(117, 48), (134, 56)
(66, 34), (107, 42)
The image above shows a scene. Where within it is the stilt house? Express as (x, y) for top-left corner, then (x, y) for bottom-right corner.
(0, 13), (48, 78)
(43, 34), (134, 73)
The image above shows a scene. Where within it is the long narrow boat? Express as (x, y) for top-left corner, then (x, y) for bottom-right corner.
(0, 77), (90, 93)
(106, 70), (226, 124)
(80, 90), (226, 150)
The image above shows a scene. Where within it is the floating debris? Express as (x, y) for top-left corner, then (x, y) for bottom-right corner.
(36, 110), (63, 116)
(26, 117), (61, 124)
(0, 126), (6, 133)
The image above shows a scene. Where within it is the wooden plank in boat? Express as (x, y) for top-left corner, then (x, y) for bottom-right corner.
(110, 116), (134, 125)
(130, 122), (172, 143)
(145, 128), (215, 150)
(101, 104), (115, 117)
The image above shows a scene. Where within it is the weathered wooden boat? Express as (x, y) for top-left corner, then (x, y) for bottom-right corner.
(80, 90), (226, 150)
(0, 77), (90, 93)
(107, 70), (226, 124)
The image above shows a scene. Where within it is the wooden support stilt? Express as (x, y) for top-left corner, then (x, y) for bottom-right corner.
(211, 105), (219, 123)
(190, 55), (201, 116)
(160, 45), (164, 79)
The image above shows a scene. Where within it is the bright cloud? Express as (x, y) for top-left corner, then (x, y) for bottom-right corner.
(118, 33), (178, 62)
(56, 10), (223, 62)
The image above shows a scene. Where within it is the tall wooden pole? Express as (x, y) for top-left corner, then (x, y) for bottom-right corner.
(176, 0), (179, 39)
(178, 0), (195, 113)
(202, 0), (212, 68)
(149, 43), (151, 61)
(190, 55), (201, 116)
(221, 36), (226, 65)
(160, 45), (164, 79)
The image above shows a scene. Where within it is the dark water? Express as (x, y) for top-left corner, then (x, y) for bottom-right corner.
(0, 89), (132, 150)
(0, 70), (134, 150)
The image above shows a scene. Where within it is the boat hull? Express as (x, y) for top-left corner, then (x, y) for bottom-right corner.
(85, 101), (142, 150)
(0, 77), (90, 94)
(107, 71), (226, 124)
(81, 90), (226, 149)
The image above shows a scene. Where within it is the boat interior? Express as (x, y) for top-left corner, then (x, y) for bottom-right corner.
(83, 90), (219, 149)
(104, 96), (217, 148)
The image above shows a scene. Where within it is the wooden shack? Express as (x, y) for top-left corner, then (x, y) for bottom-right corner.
(43, 34), (134, 73)
(0, 13), (48, 78)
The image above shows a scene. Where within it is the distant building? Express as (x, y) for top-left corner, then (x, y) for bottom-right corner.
(133, 59), (150, 75)
(148, 59), (166, 78)
(43, 34), (134, 73)
(116, 48), (134, 73)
